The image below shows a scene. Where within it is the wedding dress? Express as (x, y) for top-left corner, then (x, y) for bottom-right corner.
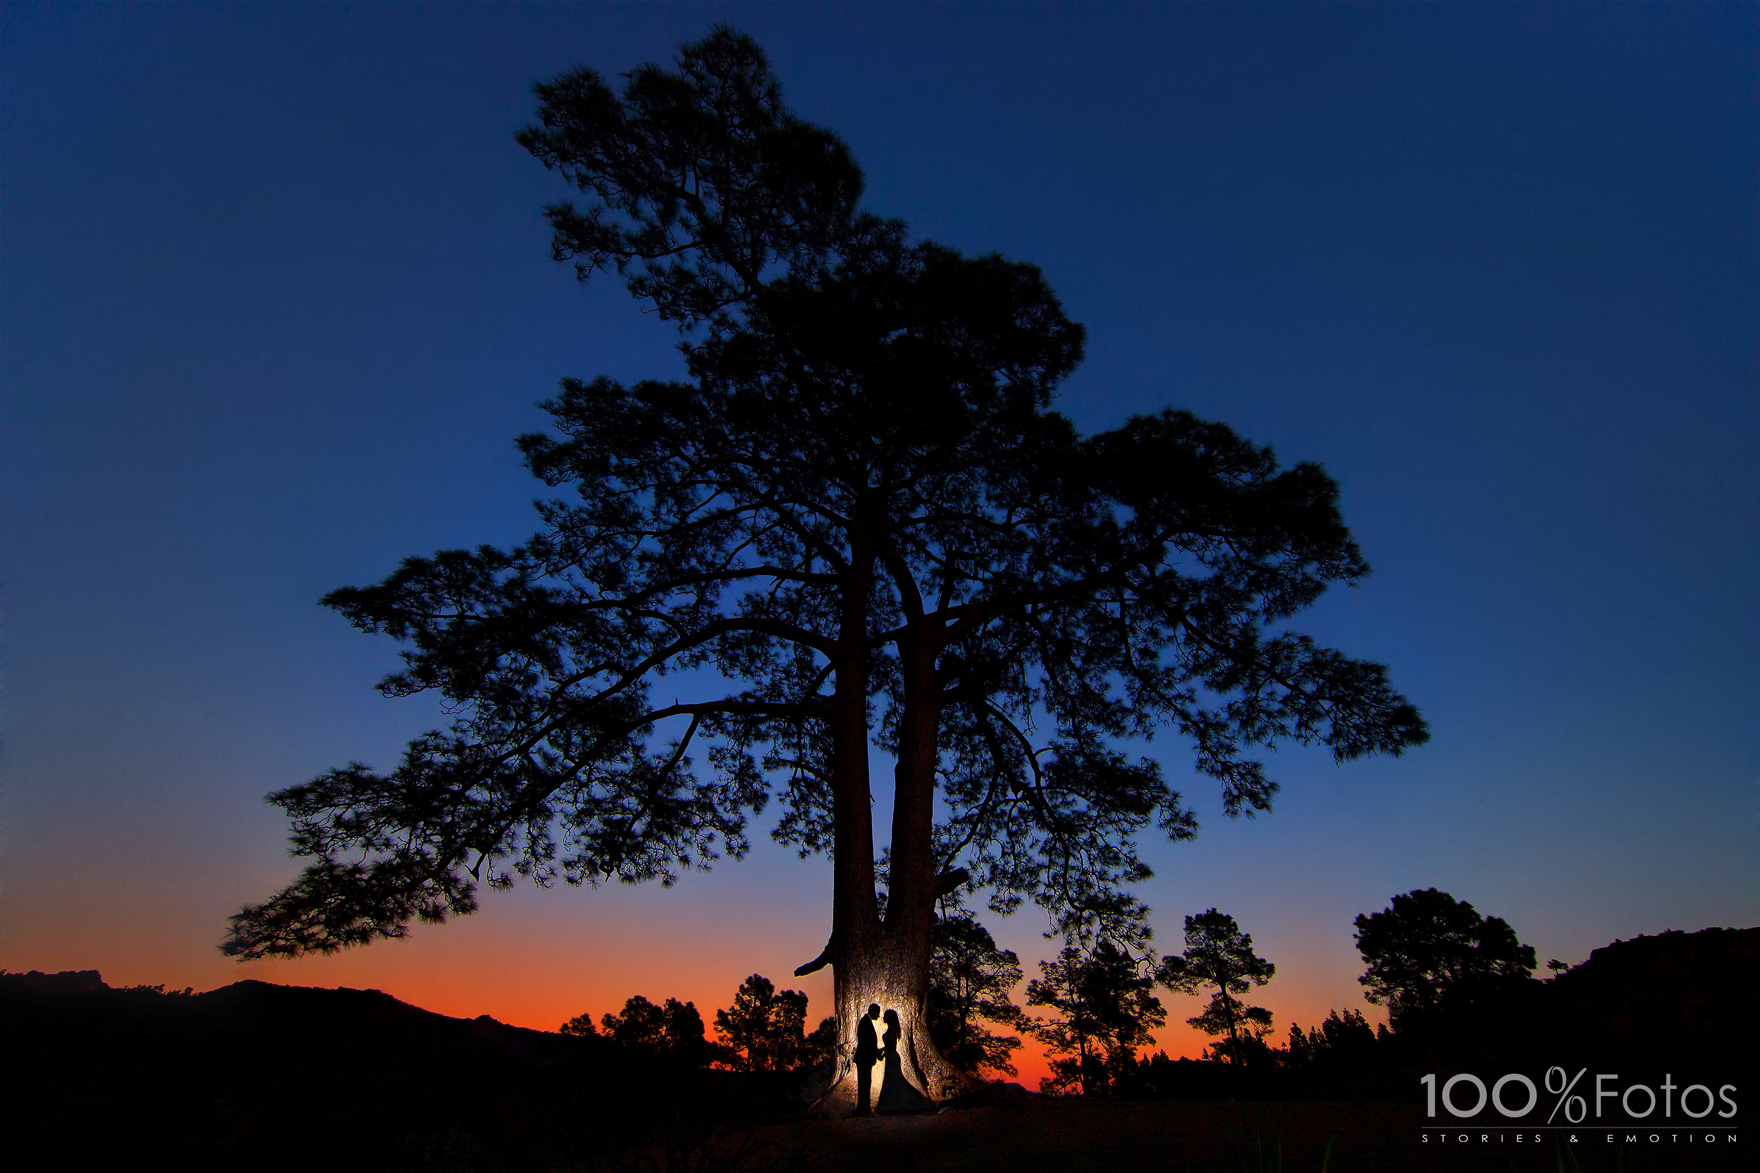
(874, 1014), (935, 1114)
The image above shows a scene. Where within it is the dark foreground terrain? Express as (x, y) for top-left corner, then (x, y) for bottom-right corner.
(5, 927), (1751, 1171)
(776, 1098), (1741, 1173)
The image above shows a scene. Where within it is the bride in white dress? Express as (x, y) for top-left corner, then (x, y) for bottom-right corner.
(874, 1008), (935, 1114)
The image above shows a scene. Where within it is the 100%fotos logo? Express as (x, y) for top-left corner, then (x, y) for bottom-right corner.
(1422, 1067), (1738, 1123)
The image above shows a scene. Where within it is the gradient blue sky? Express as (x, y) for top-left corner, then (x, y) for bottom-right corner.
(3, 3), (1755, 1072)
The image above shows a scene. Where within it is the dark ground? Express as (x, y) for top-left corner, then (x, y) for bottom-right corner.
(768, 1098), (1742, 1172)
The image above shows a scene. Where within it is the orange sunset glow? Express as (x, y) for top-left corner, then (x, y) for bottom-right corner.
(11, 819), (1379, 1092)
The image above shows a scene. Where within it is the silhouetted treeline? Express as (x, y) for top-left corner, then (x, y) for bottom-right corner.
(558, 972), (837, 1076)
(1098, 925), (1758, 1102)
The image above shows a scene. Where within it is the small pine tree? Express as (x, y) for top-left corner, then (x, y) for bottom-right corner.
(714, 974), (813, 1072)
(1282, 1008), (1381, 1071)
(1158, 909), (1275, 1064)
(600, 994), (668, 1049)
(657, 997), (716, 1066)
(805, 1015), (838, 1067)
(559, 1011), (598, 1037)
(927, 911), (1025, 1077)
(1025, 940), (1164, 1096)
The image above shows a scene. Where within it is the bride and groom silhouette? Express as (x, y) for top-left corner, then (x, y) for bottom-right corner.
(853, 1003), (934, 1116)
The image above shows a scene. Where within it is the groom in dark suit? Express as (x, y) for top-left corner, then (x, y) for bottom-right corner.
(854, 1003), (881, 1115)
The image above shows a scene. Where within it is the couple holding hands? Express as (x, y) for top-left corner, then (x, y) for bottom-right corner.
(853, 1003), (933, 1116)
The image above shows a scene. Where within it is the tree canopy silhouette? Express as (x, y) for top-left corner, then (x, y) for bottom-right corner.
(223, 27), (1427, 1106)
(1354, 888), (1536, 1028)
(1159, 908), (1276, 1063)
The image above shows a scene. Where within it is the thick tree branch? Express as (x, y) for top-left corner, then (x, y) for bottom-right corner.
(933, 867), (971, 900)
(794, 936), (834, 977)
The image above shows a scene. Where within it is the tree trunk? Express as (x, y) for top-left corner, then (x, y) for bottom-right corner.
(809, 929), (969, 1116)
(807, 790), (975, 1114)
(805, 533), (970, 1116)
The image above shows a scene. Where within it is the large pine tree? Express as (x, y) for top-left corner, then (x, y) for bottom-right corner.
(224, 28), (1427, 1110)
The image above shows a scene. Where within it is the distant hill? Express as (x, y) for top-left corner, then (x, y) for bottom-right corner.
(1530, 924), (1758, 1074)
(1548, 926), (1758, 1043)
(1, 970), (761, 1171)
(1356, 924), (1759, 1077)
